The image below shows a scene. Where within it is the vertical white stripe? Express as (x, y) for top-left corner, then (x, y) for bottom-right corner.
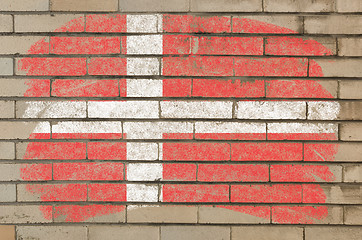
(126, 184), (159, 202)
(126, 79), (163, 97)
(126, 143), (158, 160)
(127, 163), (162, 181)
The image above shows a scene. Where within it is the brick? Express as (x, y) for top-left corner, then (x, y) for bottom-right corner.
(310, 59), (362, 77)
(0, 142), (15, 160)
(0, 205), (51, 223)
(16, 101), (86, 118)
(120, 0), (189, 12)
(338, 102), (362, 120)
(0, 58), (13, 76)
(303, 185), (362, 204)
(0, 15), (12, 32)
(345, 206), (362, 224)
(237, 101), (306, 119)
(88, 101), (159, 118)
(0, 36), (49, 54)
(344, 165), (362, 182)
(163, 79), (192, 97)
(127, 15), (158, 33)
(127, 143), (157, 160)
(86, 14), (126, 32)
(51, 79), (119, 97)
(264, 0), (334, 12)
(0, 0), (49, 11)
(305, 16), (362, 34)
(127, 184), (158, 202)
(51, 0), (118, 11)
(54, 162), (124, 180)
(162, 184), (229, 202)
(89, 226), (159, 240)
(127, 58), (160, 75)
(307, 101), (340, 120)
(198, 164), (269, 182)
(17, 142), (86, 160)
(161, 101), (233, 119)
(88, 142), (126, 160)
(15, 15), (84, 32)
(266, 79), (338, 99)
(0, 185), (16, 202)
(231, 184), (302, 203)
(235, 57), (308, 77)
(338, 38), (362, 56)
(0, 79), (50, 97)
(50, 37), (121, 54)
(17, 226), (87, 240)
(88, 184), (126, 202)
(18, 184), (87, 202)
(265, 37), (336, 56)
(193, 79), (265, 98)
(191, 0), (262, 12)
(0, 101), (14, 118)
(127, 163), (162, 181)
(232, 15), (302, 34)
(127, 205), (197, 223)
(305, 143), (362, 162)
(88, 57), (126, 75)
(305, 227), (362, 240)
(271, 165), (342, 182)
(199, 206), (270, 224)
(272, 206), (343, 224)
(163, 56), (233, 76)
(0, 164), (51, 181)
(126, 79), (162, 97)
(336, 0), (362, 12)
(161, 226), (229, 240)
(17, 58), (87, 76)
(232, 143), (303, 161)
(162, 143), (230, 161)
(126, 35), (162, 55)
(0, 121), (50, 139)
(341, 123), (362, 141)
(340, 81), (362, 99)
(233, 226), (302, 240)
(0, 225), (14, 240)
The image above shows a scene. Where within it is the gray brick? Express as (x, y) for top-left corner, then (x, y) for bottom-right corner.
(344, 206), (362, 225)
(0, 58), (13, 76)
(264, 0), (335, 12)
(0, 122), (50, 139)
(0, 0), (49, 11)
(0, 101), (14, 118)
(305, 16), (362, 34)
(338, 38), (362, 56)
(191, 0), (262, 12)
(0, 185), (16, 202)
(17, 226), (87, 240)
(0, 79), (49, 97)
(232, 226), (303, 240)
(344, 165), (362, 182)
(51, 0), (118, 11)
(305, 227), (362, 240)
(337, 0), (362, 12)
(310, 59), (362, 77)
(0, 142), (15, 160)
(89, 226), (159, 240)
(339, 80), (362, 99)
(161, 226), (230, 240)
(120, 0), (189, 12)
(0, 15), (13, 33)
(312, 185), (362, 204)
(0, 36), (49, 54)
(0, 205), (51, 223)
(341, 123), (362, 141)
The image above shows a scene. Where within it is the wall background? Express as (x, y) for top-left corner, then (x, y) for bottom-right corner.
(0, 0), (361, 239)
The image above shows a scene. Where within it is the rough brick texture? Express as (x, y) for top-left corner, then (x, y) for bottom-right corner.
(0, 1), (361, 240)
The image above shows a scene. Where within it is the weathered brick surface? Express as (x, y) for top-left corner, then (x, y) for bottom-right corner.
(0, 0), (49, 11)
(0, 15), (12, 32)
(120, 0), (189, 12)
(0, 101), (14, 118)
(264, 0), (335, 12)
(338, 38), (362, 56)
(344, 165), (362, 183)
(232, 226), (303, 240)
(341, 123), (362, 141)
(15, 15), (84, 32)
(0, 225), (15, 240)
(336, 0), (362, 12)
(0, 58), (13, 75)
(51, 0), (118, 11)
(340, 81), (362, 99)
(0, 185), (16, 202)
(0, 36), (49, 54)
(191, 0), (262, 12)
(305, 227), (362, 240)
(89, 226), (159, 240)
(0, 142), (15, 160)
(17, 226), (87, 240)
(344, 206), (362, 225)
(161, 226), (230, 240)
(0, 206), (51, 223)
(305, 16), (362, 34)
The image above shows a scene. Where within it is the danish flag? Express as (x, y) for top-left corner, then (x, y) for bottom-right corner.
(17, 14), (340, 223)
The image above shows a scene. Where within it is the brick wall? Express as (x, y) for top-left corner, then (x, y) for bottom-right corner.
(0, 0), (361, 239)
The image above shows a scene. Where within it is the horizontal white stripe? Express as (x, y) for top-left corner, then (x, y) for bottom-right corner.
(195, 122), (265, 133)
(126, 79), (163, 97)
(33, 122), (51, 133)
(237, 101), (306, 120)
(126, 15), (158, 33)
(52, 121), (122, 133)
(127, 184), (158, 202)
(268, 123), (338, 134)
(127, 35), (163, 55)
(308, 101), (340, 120)
(21, 101), (86, 118)
(88, 101), (159, 118)
(127, 163), (162, 181)
(124, 121), (193, 139)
